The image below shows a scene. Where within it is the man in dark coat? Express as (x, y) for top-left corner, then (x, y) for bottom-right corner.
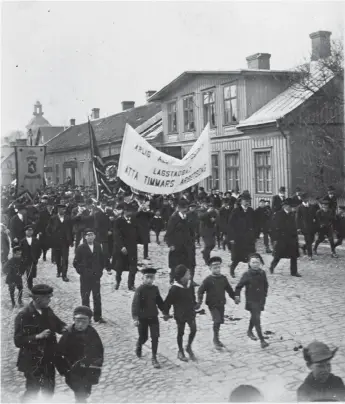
(57, 306), (104, 403)
(135, 196), (153, 260)
(46, 204), (74, 282)
(73, 229), (106, 324)
(165, 199), (195, 285)
(314, 199), (337, 258)
(112, 203), (138, 291)
(271, 186), (286, 214)
(228, 191), (257, 278)
(161, 197), (174, 230)
(269, 198), (301, 277)
(209, 189), (222, 209)
(9, 204), (28, 246)
(14, 284), (67, 402)
(291, 187), (303, 210)
(71, 199), (95, 253)
(199, 204), (218, 265)
(296, 193), (317, 260)
(254, 199), (272, 253)
(218, 198), (232, 251)
(20, 224), (41, 291)
(94, 199), (112, 271)
(35, 198), (54, 261)
(323, 185), (338, 220)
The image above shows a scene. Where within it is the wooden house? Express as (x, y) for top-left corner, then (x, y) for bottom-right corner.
(149, 31), (344, 206)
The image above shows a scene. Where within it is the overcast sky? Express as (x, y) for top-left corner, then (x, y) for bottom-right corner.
(1, 1), (344, 136)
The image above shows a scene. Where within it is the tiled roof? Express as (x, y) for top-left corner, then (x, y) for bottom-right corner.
(237, 64), (335, 128)
(36, 126), (65, 145)
(46, 103), (162, 152)
(25, 115), (51, 130)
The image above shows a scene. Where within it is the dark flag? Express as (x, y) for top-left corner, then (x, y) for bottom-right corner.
(88, 120), (129, 201)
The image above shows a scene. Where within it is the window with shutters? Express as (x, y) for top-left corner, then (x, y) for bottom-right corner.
(255, 151), (272, 193)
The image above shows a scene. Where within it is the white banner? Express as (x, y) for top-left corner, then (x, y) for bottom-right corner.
(118, 124), (211, 194)
(15, 146), (46, 196)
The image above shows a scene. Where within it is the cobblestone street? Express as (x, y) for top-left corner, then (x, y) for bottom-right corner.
(2, 236), (345, 403)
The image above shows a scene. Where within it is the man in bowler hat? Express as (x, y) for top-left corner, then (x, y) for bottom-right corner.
(14, 284), (67, 402)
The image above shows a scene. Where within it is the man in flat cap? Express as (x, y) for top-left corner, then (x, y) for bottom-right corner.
(94, 198), (113, 272)
(227, 191), (257, 278)
(20, 224), (41, 291)
(297, 341), (345, 402)
(46, 204), (74, 281)
(291, 187), (303, 210)
(296, 193), (318, 260)
(14, 284), (67, 402)
(165, 199), (196, 285)
(271, 186), (286, 214)
(270, 198), (301, 277)
(73, 229), (106, 324)
(57, 306), (104, 403)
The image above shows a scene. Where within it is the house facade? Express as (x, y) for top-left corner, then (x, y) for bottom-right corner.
(45, 98), (163, 186)
(150, 30), (344, 206)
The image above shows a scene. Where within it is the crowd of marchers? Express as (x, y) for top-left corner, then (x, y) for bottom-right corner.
(1, 182), (345, 403)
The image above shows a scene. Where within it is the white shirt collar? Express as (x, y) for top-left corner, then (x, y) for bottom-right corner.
(302, 202), (309, 207)
(58, 215), (64, 222)
(18, 213), (23, 221)
(178, 212), (186, 220)
(173, 280), (190, 288)
(26, 236), (32, 245)
(88, 243), (94, 252)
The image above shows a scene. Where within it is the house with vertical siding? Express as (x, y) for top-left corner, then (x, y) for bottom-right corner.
(149, 30), (344, 206)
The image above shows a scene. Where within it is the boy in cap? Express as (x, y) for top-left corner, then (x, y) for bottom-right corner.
(2, 245), (24, 308)
(20, 224), (41, 291)
(314, 199), (337, 258)
(14, 284), (67, 401)
(131, 266), (165, 369)
(150, 209), (164, 244)
(73, 229), (106, 324)
(255, 199), (272, 254)
(235, 253), (269, 349)
(57, 306), (104, 403)
(297, 341), (345, 402)
(164, 264), (197, 362)
(199, 204), (218, 265)
(196, 256), (235, 349)
(229, 385), (264, 402)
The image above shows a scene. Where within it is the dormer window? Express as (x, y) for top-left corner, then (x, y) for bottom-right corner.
(224, 84), (238, 124)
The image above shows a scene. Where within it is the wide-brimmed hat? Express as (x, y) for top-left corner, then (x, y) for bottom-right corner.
(303, 341), (338, 364)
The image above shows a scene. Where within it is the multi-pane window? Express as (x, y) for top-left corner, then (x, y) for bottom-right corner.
(183, 96), (195, 131)
(225, 153), (240, 192)
(255, 151), (272, 193)
(207, 154), (219, 190)
(203, 91), (216, 127)
(167, 102), (178, 133)
(224, 84), (238, 124)
(55, 164), (60, 184)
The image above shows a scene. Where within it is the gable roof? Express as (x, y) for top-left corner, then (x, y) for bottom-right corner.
(149, 69), (293, 101)
(36, 126), (65, 145)
(46, 102), (161, 153)
(25, 114), (51, 130)
(237, 63), (335, 128)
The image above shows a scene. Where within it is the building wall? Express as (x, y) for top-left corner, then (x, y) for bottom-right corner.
(197, 130), (288, 207)
(1, 153), (16, 186)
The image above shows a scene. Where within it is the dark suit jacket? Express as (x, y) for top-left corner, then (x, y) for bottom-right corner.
(94, 209), (111, 243)
(165, 212), (193, 250)
(296, 204), (317, 233)
(73, 242), (104, 279)
(20, 237), (41, 270)
(112, 215), (138, 267)
(271, 210), (299, 259)
(9, 215), (27, 244)
(46, 215), (73, 248)
(14, 302), (66, 372)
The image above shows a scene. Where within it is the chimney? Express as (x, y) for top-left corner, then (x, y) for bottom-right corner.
(70, 118), (76, 126)
(91, 108), (100, 120)
(310, 31), (332, 61)
(121, 101), (135, 111)
(16, 139), (28, 146)
(9, 141), (16, 147)
(246, 53), (271, 70)
(145, 91), (156, 102)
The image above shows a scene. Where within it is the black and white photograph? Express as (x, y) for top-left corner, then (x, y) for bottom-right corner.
(1, 1), (345, 402)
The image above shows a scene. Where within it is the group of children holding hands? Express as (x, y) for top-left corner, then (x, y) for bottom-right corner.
(131, 252), (269, 369)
